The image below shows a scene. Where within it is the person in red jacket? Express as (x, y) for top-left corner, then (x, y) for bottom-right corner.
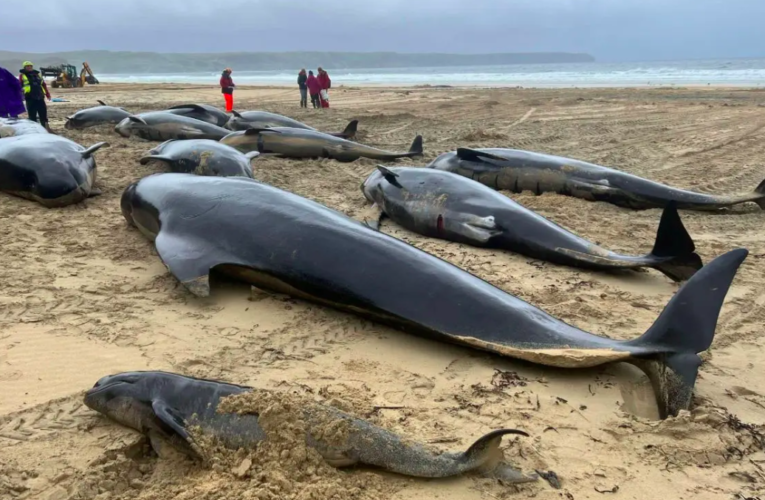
(317, 67), (331, 109)
(306, 70), (322, 109)
(220, 68), (235, 112)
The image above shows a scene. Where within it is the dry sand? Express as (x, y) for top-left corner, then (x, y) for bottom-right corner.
(2, 83), (765, 499)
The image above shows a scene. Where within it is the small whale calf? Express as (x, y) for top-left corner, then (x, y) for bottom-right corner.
(429, 147), (765, 211)
(362, 166), (702, 281)
(84, 371), (537, 483)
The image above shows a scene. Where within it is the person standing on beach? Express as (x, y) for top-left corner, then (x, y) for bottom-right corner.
(306, 70), (322, 109)
(298, 69), (308, 108)
(220, 68), (235, 112)
(317, 67), (331, 108)
(0, 66), (25, 118)
(18, 62), (51, 131)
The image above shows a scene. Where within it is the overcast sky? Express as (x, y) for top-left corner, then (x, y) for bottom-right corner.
(2, 0), (763, 61)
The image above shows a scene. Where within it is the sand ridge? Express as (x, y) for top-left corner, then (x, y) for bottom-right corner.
(2, 83), (765, 499)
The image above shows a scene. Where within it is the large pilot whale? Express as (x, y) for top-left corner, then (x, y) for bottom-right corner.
(120, 173), (748, 418)
(361, 166), (703, 281)
(428, 148), (765, 211)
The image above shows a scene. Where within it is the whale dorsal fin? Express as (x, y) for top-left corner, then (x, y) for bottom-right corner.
(232, 110), (243, 118)
(97, 100), (107, 106)
(456, 148), (506, 162)
(168, 103), (208, 113)
(376, 165), (403, 188)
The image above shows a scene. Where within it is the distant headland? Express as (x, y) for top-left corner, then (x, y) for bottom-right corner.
(0, 50), (595, 74)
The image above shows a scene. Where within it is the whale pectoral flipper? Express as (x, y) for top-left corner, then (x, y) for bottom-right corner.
(150, 400), (206, 459)
(152, 400), (191, 442)
(154, 229), (242, 297)
(81, 142), (109, 158)
(88, 188), (103, 198)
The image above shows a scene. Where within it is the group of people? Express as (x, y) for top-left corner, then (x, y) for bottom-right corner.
(0, 61), (53, 131)
(298, 67), (331, 108)
(219, 67), (333, 112)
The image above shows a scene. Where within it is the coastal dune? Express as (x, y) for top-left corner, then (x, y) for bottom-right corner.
(2, 83), (765, 499)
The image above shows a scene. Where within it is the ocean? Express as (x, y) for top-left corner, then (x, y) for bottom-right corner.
(98, 58), (765, 88)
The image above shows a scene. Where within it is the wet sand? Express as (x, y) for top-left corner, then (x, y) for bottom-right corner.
(2, 83), (765, 499)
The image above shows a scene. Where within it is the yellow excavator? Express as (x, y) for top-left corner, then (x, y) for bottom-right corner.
(40, 62), (100, 89)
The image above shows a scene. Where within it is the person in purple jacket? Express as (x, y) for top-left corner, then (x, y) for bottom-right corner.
(0, 66), (25, 119)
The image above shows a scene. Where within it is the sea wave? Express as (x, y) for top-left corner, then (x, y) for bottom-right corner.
(96, 59), (765, 87)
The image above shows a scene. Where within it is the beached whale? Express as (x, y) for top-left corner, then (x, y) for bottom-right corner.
(165, 104), (231, 127)
(65, 100), (133, 129)
(0, 117), (48, 137)
(220, 127), (422, 163)
(362, 166), (702, 281)
(226, 110), (358, 139)
(140, 139), (257, 178)
(0, 134), (107, 207)
(115, 112), (231, 142)
(120, 173), (748, 418)
(84, 370), (536, 483)
(428, 148), (765, 211)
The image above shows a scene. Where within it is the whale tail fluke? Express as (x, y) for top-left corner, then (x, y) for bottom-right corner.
(630, 248), (748, 418)
(754, 178), (765, 209)
(407, 135), (424, 157)
(649, 201), (704, 281)
(332, 119), (358, 139)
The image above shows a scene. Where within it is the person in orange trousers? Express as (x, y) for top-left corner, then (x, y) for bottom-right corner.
(220, 68), (235, 112)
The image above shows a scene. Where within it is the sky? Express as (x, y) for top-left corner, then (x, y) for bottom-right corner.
(1, 0), (764, 62)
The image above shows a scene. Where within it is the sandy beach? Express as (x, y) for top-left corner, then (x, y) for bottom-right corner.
(2, 83), (765, 500)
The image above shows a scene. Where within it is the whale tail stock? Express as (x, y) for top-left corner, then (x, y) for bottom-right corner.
(649, 201), (704, 281)
(628, 248), (748, 418)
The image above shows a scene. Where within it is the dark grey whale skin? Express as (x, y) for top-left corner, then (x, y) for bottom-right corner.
(83, 370), (535, 482)
(139, 139), (257, 178)
(428, 148), (765, 211)
(119, 173), (748, 418)
(226, 110), (359, 139)
(0, 117), (48, 137)
(165, 104), (231, 128)
(0, 134), (107, 207)
(220, 127), (422, 163)
(65, 101), (133, 129)
(115, 112), (231, 142)
(361, 166), (703, 282)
